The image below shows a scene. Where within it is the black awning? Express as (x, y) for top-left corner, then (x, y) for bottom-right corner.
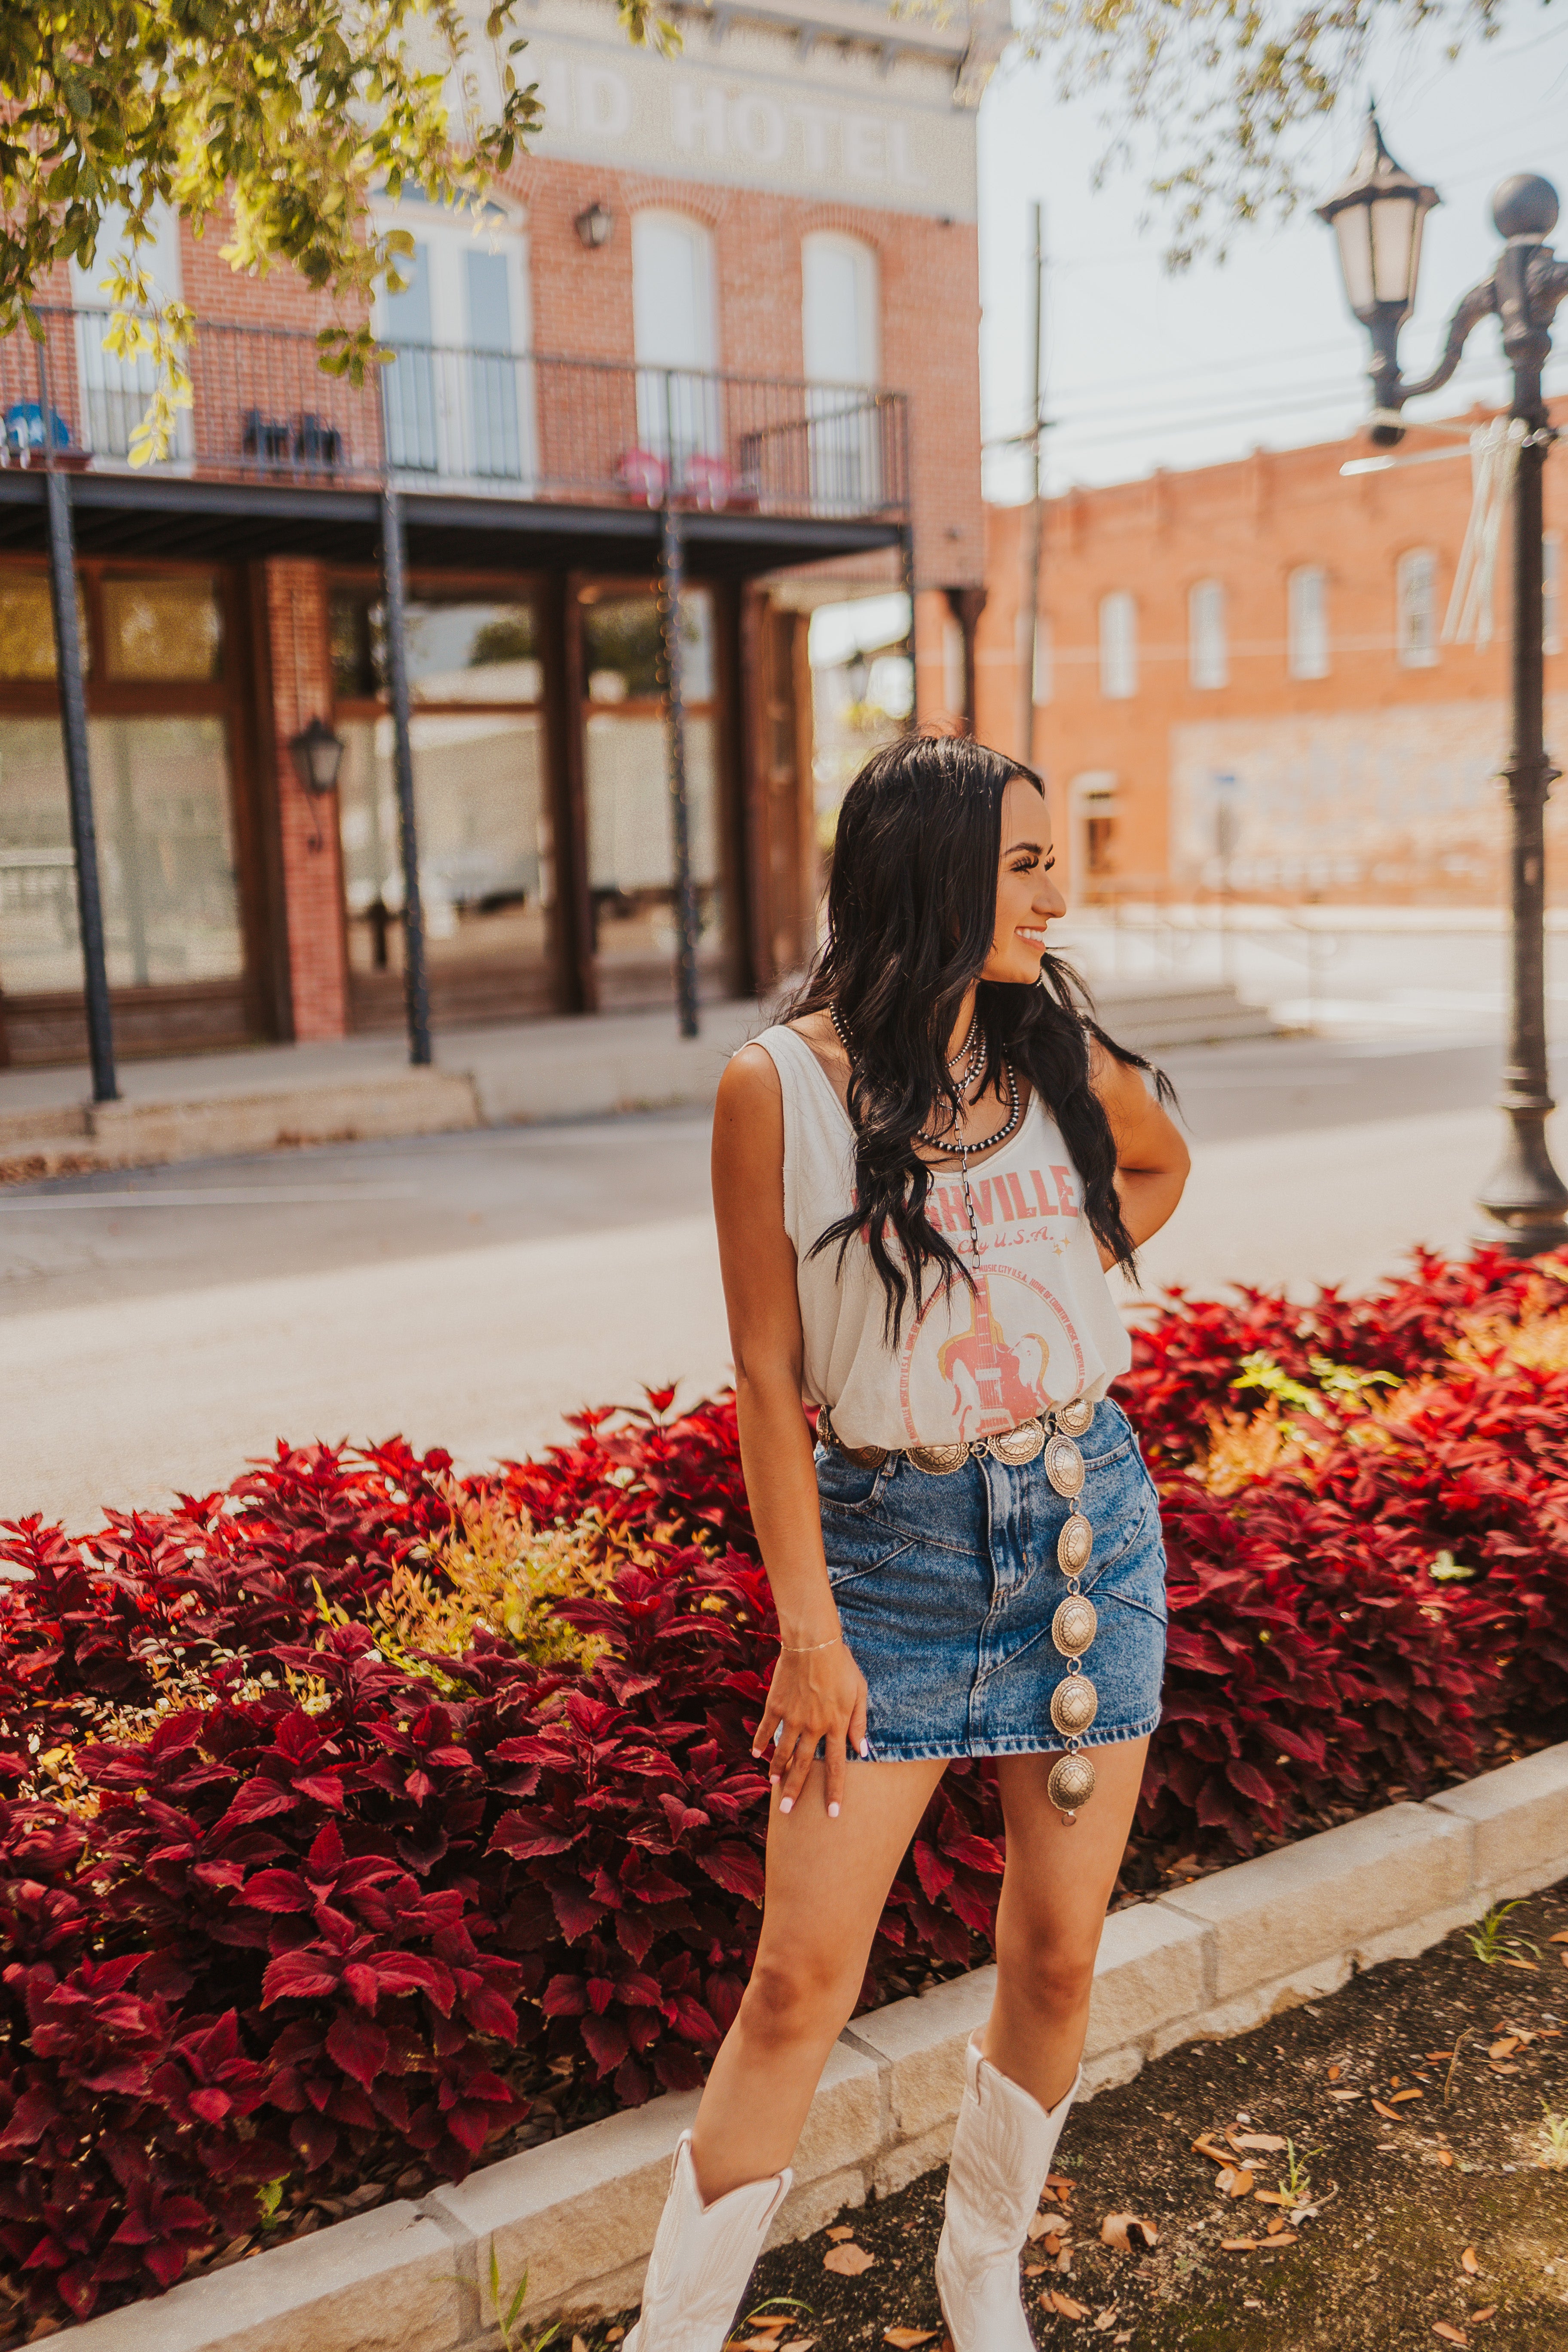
(0, 468), (903, 579)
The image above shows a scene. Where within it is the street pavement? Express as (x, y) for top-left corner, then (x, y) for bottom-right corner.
(1, 1027), (1562, 1534)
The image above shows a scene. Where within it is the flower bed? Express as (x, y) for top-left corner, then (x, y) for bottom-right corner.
(3, 1251), (1567, 2332)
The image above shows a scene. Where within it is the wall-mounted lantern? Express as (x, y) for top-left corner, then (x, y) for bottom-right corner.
(288, 714), (346, 851)
(574, 202), (614, 251)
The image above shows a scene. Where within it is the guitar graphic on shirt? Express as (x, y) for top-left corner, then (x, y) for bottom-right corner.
(936, 1275), (1050, 1438)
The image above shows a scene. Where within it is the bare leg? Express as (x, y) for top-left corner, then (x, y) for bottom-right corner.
(982, 1738), (1150, 2110)
(690, 1755), (948, 2201)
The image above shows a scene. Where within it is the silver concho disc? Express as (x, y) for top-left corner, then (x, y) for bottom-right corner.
(906, 1442), (970, 1476)
(1050, 1674), (1099, 1738)
(1051, 1592), (1098, 1658)
(1057, 1512), (1093, 1575)
(1044, 1433), (1086, 1499)
(1055, 1396), (1096, 1439)
(1048, 1751), (1097, 1813)
(989, 1419), (1045, 1466)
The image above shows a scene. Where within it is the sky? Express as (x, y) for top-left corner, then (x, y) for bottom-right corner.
(976, 5), (1568, 501)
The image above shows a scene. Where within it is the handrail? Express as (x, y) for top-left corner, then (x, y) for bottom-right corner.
(0, 305), (913, 524)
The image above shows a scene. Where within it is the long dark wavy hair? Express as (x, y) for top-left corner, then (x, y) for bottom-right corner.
(785, 732), (1173, 1341)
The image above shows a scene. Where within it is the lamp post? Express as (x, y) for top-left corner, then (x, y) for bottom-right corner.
(1318, 109), (1568, 1256)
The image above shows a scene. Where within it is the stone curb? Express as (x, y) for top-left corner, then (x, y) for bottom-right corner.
(66, 1744), (1568, 2348)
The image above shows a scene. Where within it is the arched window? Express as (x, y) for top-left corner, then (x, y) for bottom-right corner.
(1396, 548), (1439, 668)
(802, 233), (880, 514)
(374, 197), (533, 483)
(1188, 579), (1228, 690)
(632, 212), (720, 474)
(1098, 593), (1137, 700)
(802, 233), (880, 387)
(1287, 566), (1329, 680)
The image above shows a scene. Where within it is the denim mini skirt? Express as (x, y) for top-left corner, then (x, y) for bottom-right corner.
(816, 1396), (1167, 1761)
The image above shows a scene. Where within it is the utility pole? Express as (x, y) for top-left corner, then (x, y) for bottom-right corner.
(1016, 202), (1046, 769)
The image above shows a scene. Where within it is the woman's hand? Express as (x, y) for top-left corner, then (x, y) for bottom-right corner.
(753, 1640), (870, 1819)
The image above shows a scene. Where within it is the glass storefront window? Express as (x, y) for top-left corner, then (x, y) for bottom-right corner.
(0, 715), (242, 992)
(579, 588), (723, 1005)
(0, 576), (86, 681)
(582, 590), (712, 703)
(337, 710), (553, 977)
(328, 591), (541, 704)
(101, 576), (223, 682)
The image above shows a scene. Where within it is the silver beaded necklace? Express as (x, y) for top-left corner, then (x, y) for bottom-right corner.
(830, 1004), (1023, 1259)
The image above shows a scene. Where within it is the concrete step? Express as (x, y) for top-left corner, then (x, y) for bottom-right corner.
(0, 1069), (480, 1184)
(1092, 983), (1278, 1051)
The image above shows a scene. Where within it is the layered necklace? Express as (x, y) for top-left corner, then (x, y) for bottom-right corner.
(830, 1003), (1024, 1260)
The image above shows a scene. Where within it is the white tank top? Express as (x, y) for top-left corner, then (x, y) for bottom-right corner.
(752, 1024), (1133, 1452)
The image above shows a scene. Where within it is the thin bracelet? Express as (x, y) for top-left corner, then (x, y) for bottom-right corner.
(779, 1633), (843, 1654)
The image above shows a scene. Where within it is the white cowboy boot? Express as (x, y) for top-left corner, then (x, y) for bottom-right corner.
(935, 2033), (1081, 2352)
(624, 2131), (793, 2352)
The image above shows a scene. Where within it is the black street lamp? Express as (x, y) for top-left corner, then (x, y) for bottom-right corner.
(1319, 109), (1568, 1257)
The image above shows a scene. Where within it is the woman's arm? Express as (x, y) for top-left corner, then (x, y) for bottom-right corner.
(711, 1045), (868, 1818)
(1090, 1047), (1191, 1264)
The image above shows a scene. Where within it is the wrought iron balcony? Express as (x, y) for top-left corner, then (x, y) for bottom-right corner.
(0, 307), (911, 524)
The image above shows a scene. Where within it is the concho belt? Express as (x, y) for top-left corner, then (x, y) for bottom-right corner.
(817, 1393), (1103, 1827)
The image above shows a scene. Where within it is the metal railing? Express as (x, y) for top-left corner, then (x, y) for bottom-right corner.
(0, 307), (911, 523)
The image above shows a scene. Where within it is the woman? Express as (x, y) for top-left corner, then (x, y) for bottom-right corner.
(627, 735), (1189, 2352)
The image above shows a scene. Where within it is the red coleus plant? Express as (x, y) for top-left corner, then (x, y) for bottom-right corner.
(2, 1259), (1566, 2328)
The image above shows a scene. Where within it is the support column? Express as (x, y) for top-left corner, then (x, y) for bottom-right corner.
(380, 485), (432, 1066)
(658, 505), (700, 1040)
(43, 462), (116, 1101)
(263, 560), (349, 1042)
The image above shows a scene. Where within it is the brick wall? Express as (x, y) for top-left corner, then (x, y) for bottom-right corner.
(262, 561), (350, 1039)
(976, 407), (1568, 903)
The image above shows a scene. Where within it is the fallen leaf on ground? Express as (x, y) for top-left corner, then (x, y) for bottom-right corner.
(1390, 2087), (1424, 2103)
(1265, 2230), (1299, 2247)
(572, 2338), (589, 2352)
(1045, 2174), (1076, 2199)
(1327, 2064), (1341, 2080)
(1328, 2089), (1363, 2101)
(1473, 2307), (1496, 2323)
(1488, 2038), (1519, 2059)
(1255, 2189), (1292, 2207)
(1045, 2291), (1090, 2319)
(1426, 2050), (1454, 2061)
(1432, 2328), (1468, 2346)
(825, 2226), (856, 2242)
(823, 2242), (875, 2277)
(1093, 2313), (1119, 2334)
(1214, 2167), (1256, 2199)
(1026, 2214), (1051, 2241)
(882, 2331), (938, 2347)
(1490, 2063), (1521, 2075)
(1100, 2213), (1158, 2251)
(1461, 2248), (1480, 2276)
(1549, 1931), (1568, 1945)
(1192, 2135), (1231, 2163)
(1220, 2237), (1258, 2252)
(1438, 2151), (1455, 2166)
(1232, 2132), (1288, 2151)
(1371, 2098), (1402, 2121)
(1500, 1957), (1538, 1970)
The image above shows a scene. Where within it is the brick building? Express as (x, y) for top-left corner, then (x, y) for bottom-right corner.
(0, 0), (1000, 1070)
(975, 410), (1567, 907)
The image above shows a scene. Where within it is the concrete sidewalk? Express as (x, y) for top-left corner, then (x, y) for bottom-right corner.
(0, 980), (1275, 1180)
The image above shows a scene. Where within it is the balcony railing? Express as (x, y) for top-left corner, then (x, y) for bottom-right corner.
(0, 307), (911, 524)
